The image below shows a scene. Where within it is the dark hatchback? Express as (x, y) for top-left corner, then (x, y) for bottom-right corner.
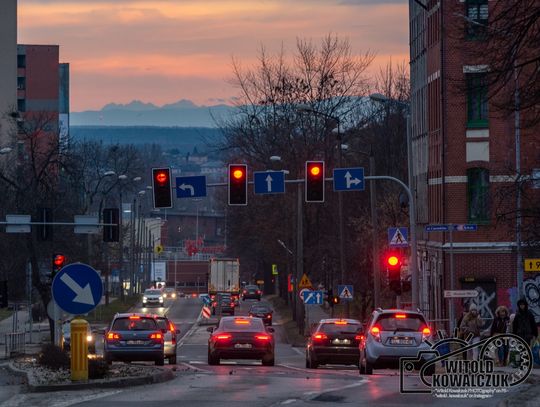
(242, 285), (261, 301)
(306, 319), (364, 368)
(248, 304), (273, 326)
(104, 313), (165, 365)
(207, 317), (275, 366)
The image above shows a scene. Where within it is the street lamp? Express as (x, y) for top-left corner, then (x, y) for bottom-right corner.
(103, 170), (116, 177)
(0, 147), (13, 155)
(369, 93), (418, 310)
(297, 106), (348, 317)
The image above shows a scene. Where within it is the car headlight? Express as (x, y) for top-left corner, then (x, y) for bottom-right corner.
(159, 296), (164, 302)
(143, 296), (147, 302)
(86, 334), (93, 342)
(172, 293), (176, 298)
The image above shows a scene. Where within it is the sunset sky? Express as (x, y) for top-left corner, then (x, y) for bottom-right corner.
(18, 0), (409, 112)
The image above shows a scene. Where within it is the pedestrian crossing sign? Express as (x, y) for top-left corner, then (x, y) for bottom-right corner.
(338, 284), (354, 300)
(298, 273), (313, 289)
(388, 227), (408, 248)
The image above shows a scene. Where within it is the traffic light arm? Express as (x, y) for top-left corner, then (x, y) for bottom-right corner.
(0, 220), (118, 226)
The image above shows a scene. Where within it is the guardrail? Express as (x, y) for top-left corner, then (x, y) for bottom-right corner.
(5, 332), (26, 357)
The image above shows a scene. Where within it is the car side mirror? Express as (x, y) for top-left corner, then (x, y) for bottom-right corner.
(206, 327), (214, 333)
(266, 327), (275, 333)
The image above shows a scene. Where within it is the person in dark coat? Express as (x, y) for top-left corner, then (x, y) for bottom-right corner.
(512, 299), (538, 347)
(491, 305), (510, 365)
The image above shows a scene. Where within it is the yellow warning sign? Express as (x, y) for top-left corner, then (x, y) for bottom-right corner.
(525, 258), (540, 272)
(298, 273), (313, 289)
(155, 245), (164, 254)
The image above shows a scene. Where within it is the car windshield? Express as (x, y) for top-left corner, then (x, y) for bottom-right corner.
(112, 317), (157, 331)
(375, 314), (426, 332)
(245, 286), (258, 291)
(144, 290), (161, 295)
(251, 306), (271, 313)
(220, 318), (265, 332)
(318, 322), (362, 334)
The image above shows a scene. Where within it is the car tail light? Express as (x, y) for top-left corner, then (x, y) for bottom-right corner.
(149, 332), (163, 340)
(169, 322), (176, 333)
(370, 326), (381, 342)
(395, 314), (407, 319)
(129, 315), (140, 320)
(355, 334), (364, 341)
(266, 314), (272, 319)
(249, 313), (253, 317)
(256, 290), (261, 295)
(230, 302), (235, 307)
(334, 320), (348, 325)
(255, 334), (271, 341)
(106, 332), (121, 341)
(192, 293), (197, 298)
(234, 319), (250, 325)
(243, 290), (247, 294)
(422, 327), (431, 340)
(215, 334), (232, 341)
(313, 333), (328, 341)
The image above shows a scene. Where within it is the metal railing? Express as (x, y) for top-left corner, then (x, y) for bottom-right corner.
(5, 332), (26, 357)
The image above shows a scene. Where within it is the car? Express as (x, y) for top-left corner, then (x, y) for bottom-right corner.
(104, 313), (165, 365)
(62, 321), (96, 354)
(163, 287), (177, 300)
(305, 319), (363, 368)
(142, 289), (164, 307)
(213, 293), (235, 315)
(207, 316), (275, 366)
(242, 285), (262, 301)
(154, 315), (180, 364)
(248, 304), (273, 326)
(359, 308), (436, 375)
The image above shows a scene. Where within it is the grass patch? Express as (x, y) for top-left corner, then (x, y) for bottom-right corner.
(86, 295), (140, 324)
(0, 308), (13, 321)
(267, 295), (307, 347)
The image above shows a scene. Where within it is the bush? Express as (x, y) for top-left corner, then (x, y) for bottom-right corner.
(89, 358), (109, 379)
(37, 344), (69, 370)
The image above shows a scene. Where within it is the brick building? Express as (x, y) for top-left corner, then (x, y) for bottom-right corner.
(409, 0), (540, 329)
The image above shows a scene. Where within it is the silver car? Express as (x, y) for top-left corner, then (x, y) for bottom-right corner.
(359, 309), (435, 375)
(155, 315), (179, 364)
(143, 289), (164, 307)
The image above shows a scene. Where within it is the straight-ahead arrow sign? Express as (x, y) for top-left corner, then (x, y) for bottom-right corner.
(266, 175), (273, 192)
(345, 171), (362, 189)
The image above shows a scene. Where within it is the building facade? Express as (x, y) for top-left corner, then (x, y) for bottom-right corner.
(409, 0), (540, 329)
(0, 0), (17, 147)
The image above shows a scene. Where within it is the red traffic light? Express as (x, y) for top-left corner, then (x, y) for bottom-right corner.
(155, 171), (168, 185)
(387, 255), (399, 267)
(309, 165), (321, 176)
(228, 164), (248, 205)
(53, 254), (65, 267)
(233, 168), (245, 180)
(305, 161), (325, 203)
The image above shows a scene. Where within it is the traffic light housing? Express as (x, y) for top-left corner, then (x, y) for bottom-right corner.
(385, 252), (403, 295)
(228, 164), (247, 206)
(52, 253), (66, 279)
(305, 161), (325, 202)
(103, 208), (120, 242)
(152, 167), (173, 209)
(36, 207), (52, 241)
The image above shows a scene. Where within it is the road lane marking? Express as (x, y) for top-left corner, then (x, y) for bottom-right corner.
(304, 380), (367, 400)
(281, 399), (297, 405)
(278, 363), (360, 377)
(179, 362), (212, 373)
(291, 347), (305, 357)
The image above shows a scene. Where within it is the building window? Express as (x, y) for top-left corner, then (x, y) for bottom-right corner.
(17, 55), (26, 68)
(467, 73), (488, 128)
(17, 99), (26, 113)
(466, 0), (488, 38)
(17, 77), (25, 90)
(467, 168), (490, 222)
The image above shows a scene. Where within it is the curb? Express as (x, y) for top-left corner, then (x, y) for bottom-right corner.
(6, 362), (174, 393)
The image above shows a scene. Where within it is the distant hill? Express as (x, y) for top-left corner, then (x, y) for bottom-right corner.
(70, 126), (223, 152)
(72, 99), (237, 127)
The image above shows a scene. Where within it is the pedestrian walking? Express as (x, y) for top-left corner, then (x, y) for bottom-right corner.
(490, 305), (510, 366)
(512, 298), (538, 347)
(460, 303), (483, 359)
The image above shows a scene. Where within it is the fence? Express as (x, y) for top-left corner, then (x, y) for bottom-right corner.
(4, 332), (26, 357)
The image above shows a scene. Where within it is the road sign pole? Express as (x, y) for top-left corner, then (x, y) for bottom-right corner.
(449, 226), (455, 333)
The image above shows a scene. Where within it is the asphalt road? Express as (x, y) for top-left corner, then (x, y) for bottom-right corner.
(3, 297), (532, 407)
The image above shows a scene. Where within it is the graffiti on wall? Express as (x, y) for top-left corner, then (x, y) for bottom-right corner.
(523, 274), (540, 323)
(462, 280), (497, 331)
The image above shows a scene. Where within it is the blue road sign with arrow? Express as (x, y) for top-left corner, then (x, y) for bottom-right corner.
(302, 290), (323, 305)
(254, 171), (285, 194)
(176, 176), (207, 198)
(333, 168), (365, 191)
(52, 263), (103, 315)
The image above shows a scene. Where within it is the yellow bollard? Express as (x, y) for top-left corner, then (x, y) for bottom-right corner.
(70, 318), (88, 381)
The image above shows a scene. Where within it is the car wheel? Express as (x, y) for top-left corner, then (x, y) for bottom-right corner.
(155, 357), (165, 366)
(359, 360), (365, 374)
(262, 354), (275, 366)
(308, 351), (319, 369)
(364, 359), (373, 375)
(208, 351), (219, 365)
(169, 355), (177, 365)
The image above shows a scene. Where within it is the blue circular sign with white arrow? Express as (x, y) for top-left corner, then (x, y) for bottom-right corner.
(52, 263), (103, 315)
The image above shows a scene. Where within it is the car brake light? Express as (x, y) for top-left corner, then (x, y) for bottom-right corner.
(234, 319), (250, 325)
(395, 314), (407, 319)
(107, 332), (121, 340)
(255, 334), (270, 341)
(129, 315), (140, 320)
(256, 290), (261, 294)
(243, 290), (247, 294)
(355, 334), (364, 341)
(266, 314), (272, 318)
(334, 320), (347, 325)
(169, 322), (175, 333)
(216, 334), (232, 340)
(422, 327), (431, 339)
(370, 326), (381, 342)
(313, 333), (328, 341)
(149, 332), (163, 340)
(230, 302), (235, 307)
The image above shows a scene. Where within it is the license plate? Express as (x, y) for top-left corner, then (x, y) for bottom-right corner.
(390, 338), (413, 345)
(127, 340), (146, 345)
(234, 343), (252, 349)
(332, 339), (351, 345)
